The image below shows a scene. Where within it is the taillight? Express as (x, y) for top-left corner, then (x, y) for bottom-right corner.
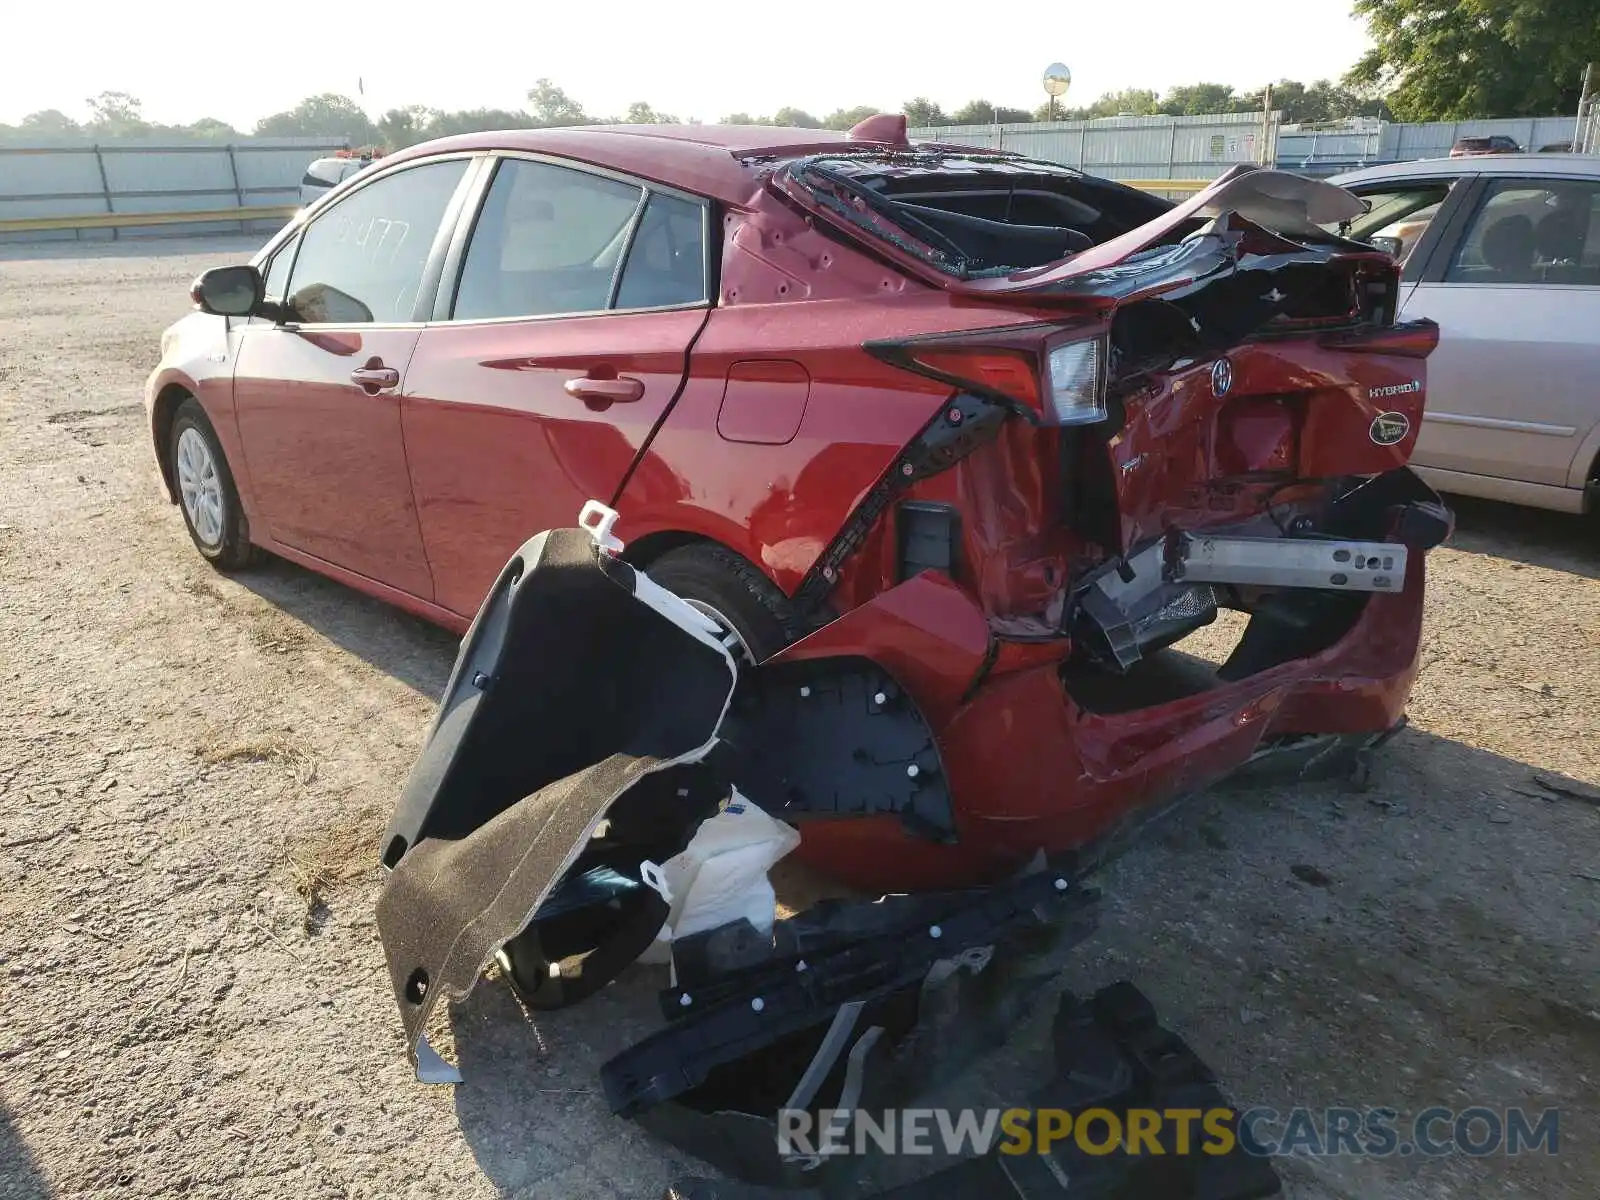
(865, 324), (1109, 427)
(908, 348), (1041, 408)
(1044, 336), (1107, 425)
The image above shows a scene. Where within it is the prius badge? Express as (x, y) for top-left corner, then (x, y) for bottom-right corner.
(1211, 357), (1233, 397)
(1369, 411), (1411, 446)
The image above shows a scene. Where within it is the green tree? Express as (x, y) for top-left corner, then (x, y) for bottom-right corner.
(19, 109), (83, 136)
(255, 93), (377, 142)
(624, 101), (680, 124)
(85, 90), (148, 136)
(183, 117), (239, 140)
(436, 108), (537, 137)
(902, 97), (949, 127)
(1067, 87), (1162, 120)
(1156, 83), (1249, 116)
(1348, 0), (1599, 119)
(1239, 79), (1390, 124)
(377, 105), (436, 148)
(771, 106), (822, 128)
(527, 79), (589, 126)
(823, 105), (882, 130)
(949, 99), (1033, 124)
(720, 111), (768, 125)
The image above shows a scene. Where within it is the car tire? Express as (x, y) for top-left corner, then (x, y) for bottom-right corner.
(643, 542), (800, 663)
(169, 397), (256, 572)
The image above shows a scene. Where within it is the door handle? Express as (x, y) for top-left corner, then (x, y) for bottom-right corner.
(564, 375), (645, 408)
(351, 365), (400, 393)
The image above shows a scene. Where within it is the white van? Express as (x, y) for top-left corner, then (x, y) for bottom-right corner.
(299, 152), (380, 208)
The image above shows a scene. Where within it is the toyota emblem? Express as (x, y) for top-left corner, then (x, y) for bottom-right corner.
(1211, 357), (1233, 397)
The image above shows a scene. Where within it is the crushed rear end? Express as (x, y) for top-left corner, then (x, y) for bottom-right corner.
(752, 154), (1451, 887)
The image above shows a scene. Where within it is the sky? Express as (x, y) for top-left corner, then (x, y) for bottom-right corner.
(2, 0), (1374, 128)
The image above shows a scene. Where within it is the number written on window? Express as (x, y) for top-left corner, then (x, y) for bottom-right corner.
(284, 160), (467, 324)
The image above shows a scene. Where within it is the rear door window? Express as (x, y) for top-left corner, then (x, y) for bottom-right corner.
(1443, 179), (1600, 285)
(614, 193), (707, 310)
(284, 159), (468, 324)
(452, 159), (646, 320)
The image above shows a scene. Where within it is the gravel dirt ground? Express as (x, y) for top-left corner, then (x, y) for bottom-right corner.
(0, 237), (1596, 1200)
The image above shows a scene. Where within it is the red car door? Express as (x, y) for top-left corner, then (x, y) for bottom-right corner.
(232, 157), (473, 599)
(402, 158), (711, 618)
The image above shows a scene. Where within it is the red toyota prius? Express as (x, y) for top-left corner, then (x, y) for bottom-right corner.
(146, 117), (1450, 888)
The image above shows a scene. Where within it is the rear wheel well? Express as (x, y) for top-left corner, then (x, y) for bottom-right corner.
(619, 529), (705, 570)
(151, 384), (193, 501)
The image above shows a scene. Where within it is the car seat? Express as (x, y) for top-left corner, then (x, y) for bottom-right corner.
(453, 190), (562, 319)
(1478, 214), (1535, 282)
(1535, 209), (1586, 264)
(615, 209), (704, 309)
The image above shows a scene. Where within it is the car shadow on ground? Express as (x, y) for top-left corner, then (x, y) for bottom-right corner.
(233, 554), (461, 699)
(438, 724), (1600, 1198)
(0, 1106), (48, 1200)
(1444, 493), (1597, 580)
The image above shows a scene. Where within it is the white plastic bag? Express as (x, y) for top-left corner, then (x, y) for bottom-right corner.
(637, 789), (800, 964)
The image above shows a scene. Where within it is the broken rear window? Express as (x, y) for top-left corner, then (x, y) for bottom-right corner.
(779, 151), (1173, 279)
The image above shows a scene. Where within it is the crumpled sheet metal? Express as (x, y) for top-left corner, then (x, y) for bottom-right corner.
(375, 525), (737, 1071)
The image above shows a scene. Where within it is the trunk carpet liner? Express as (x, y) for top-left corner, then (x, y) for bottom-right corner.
(376, 527), (735, 1058)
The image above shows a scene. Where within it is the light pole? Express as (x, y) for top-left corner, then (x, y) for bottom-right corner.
(1044, 63), (1071, 122)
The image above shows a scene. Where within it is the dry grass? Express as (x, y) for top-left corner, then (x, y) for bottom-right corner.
(179, 576), (225, 602)
(281, 804), (387, 933)
(193, 731), (318, 784)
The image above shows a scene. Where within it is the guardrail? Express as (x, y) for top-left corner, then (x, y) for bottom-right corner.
(0, 177), (1214, 238)
(1119, 179), (1212, 194)
(0, 204), (299, 234)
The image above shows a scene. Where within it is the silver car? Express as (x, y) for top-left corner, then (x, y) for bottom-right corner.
(1330, 155), (1600, 516)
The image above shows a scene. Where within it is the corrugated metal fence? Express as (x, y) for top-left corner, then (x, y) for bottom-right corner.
(0, 137), (345, 242)
(918, 112), (1592, 182)
(1281, 115), (1589, 176)
(912, 112), (1275, 196)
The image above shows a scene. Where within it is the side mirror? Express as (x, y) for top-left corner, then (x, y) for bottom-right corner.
(1369, 235), (1404, 259)
(190, 265), (263, 317)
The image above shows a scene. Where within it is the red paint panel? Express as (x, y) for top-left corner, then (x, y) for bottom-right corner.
(616, 291), (1059, 597)
(770, 570), (991, 729)
(716, 359), (811, 446)
(1104, 337), (1432, 551)
(402, 308), (703, 619)
(759, 554), (1424, 891)
(233, 325), (434, 598)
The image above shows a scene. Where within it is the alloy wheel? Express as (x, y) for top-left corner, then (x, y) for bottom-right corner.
(176, 426), (225, 548)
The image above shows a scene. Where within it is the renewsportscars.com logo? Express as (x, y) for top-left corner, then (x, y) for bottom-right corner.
(777, 1105), (1560, 1162)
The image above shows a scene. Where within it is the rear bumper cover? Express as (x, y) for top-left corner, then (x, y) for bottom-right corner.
(773, 470), (1448, 890)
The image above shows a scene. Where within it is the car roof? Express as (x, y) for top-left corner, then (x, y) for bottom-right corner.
(378, 124), (909, 207)
(1329, 153), (1600, 186)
